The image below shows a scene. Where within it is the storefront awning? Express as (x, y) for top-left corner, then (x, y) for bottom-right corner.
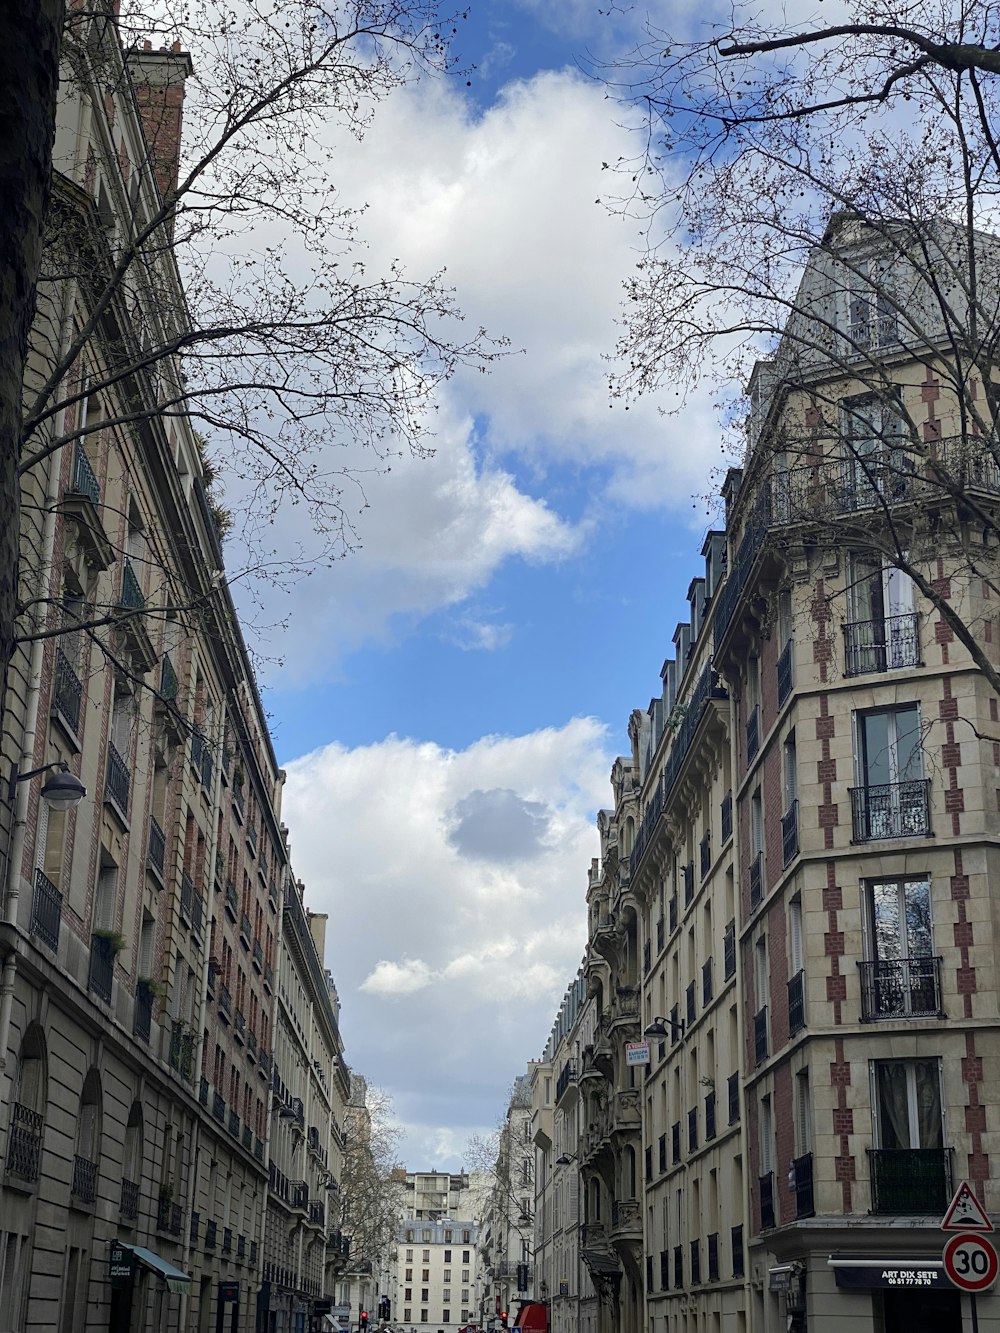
(511, 1302), (547, 1332)
(126, 1245), (192, 1294)
(580, 1249), (620, 1277)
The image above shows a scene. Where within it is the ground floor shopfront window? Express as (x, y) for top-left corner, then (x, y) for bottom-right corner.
(874, 1286), (961, 1333)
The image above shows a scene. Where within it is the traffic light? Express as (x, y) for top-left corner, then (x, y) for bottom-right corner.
(500, 1313), (508, 1329)
(360, 1312), (368, 1330)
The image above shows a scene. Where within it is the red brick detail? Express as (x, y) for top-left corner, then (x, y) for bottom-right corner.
(954, 920), (974, 948)
(833, 1107), (854, 1135)
(817, 758), (836, 783)
(939, 694), (959, 720)
(963, 1035), (989, 1193)
(822, 885), (842, 912)
(966, 1104), (987, 1133)
(826, 973), (846, 1002)
(805, 406), (821, 428)
(815, 715), (835, 740)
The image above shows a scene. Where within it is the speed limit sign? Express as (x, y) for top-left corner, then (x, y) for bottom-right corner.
(943, 1231), (1000, 1292)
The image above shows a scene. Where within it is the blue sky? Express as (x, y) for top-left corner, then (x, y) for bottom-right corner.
(232, 0), (733, 1167)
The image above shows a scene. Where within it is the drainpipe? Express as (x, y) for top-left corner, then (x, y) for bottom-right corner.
(0, 288), (74, 1073)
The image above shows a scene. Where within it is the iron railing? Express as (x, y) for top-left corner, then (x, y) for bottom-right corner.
(700, 831), (712, 879)
(7, 1102), (43, 1181)
(781, 801), (799, 867)
(702, 956), (713, 1006)
(70, 441), (101, 506)
(844, 612), (920, 676)
(705, 1091), (716, 1141)
(746, 704), (761, 764)
(30, 868), (62, 951)
(754, 1006), (768, 1065)
(749, 851), (763, 909)
(859, 956), (943, 1020)
(777, 640), (793, 706)
(728, 1072), (740, 1125)
(105, 741), (129, 814)
(120, 1177), (139, 1219)
(869, 1147), (952, 1214)
(88, 934), (115, 1002)
(731, 1225), (744, 1278)
(724, 919), (736, 980)
(850, 778), (930, 841)
(72, 1154), (98, 1204)
(707, 1232), (720, 1281)
(53, 649), (82, 733)
(788, 969), (805, 1036)
(120, 558), (145, 611)
(721, 791), (733, 841)
(147, 816), (165, 878)
(159, 653), (179, 702)
(134, 981), (154, 1043)
(759, 1171), (775, 1229)
(792, 1152), (814, 1218)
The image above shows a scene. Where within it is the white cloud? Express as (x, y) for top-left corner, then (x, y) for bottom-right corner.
(283, 717), (613, 1163)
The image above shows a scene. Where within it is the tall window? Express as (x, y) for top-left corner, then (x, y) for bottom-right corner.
(862, 877), (939, 1018)
(873, 1060), (943, 1151)
(842, 395), (911, 506)
(853, 705), (927, 839)
(846, 553), (917, 674)
(845, 258), (897, 348)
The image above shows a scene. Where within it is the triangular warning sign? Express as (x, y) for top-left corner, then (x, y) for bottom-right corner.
(942, 1181), (994, 1232)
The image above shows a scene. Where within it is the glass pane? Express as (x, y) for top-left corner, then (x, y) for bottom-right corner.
(860, 712), (891, 786)
(904, 880), (932, 957)
(894, 705), (922, 781)
(914, 1061), (942, 1148)
(871, 881), (902, 961)
(876, 1063), (911, 1149)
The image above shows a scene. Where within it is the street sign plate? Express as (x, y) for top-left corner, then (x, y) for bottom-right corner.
(942, 1181), (994, 1233)
(943, 1232), (999, 1292)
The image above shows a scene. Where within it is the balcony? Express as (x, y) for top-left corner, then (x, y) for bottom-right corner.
(205, 1220), (217, 1251)
(104, 741), (129, 816)
(859, 956), (943, 1020)
(555, 1060), (578, 1103)
(702, 957), (713, 1007)
(668, 894), (678, 933)
(723, 919), (736, 981)
(728, 1072), (740, 1125)
(850, 779), (931, 841)
(6, 1103), (42, 1182)
(731, 1225), (744, 1278)
(749, 851), (763, 909)
(777, 640), (793, 706)
(199, 1077), (209, 1106)
(224, 879), (238, 921)
(753, 1006), (768, 1066)
(683, 861), (695, 907)
(686, 980), (696, 1027)
(63, 443), (113, 567)
(134, 981), (154, 1043)
(229, 1108), (240, 1139)
(222, 1228), (232, 1256)
(88, 934), (115, 1003)
(690, 1239), (701, 1285)
(759, 1171), (775, 1229)
(72, 1154), (98, 1205)
(292, 1181), (309, 1211)
(235, 1010), (246, 1044)
(869, 1147), (952, 1214)
(70, 439), (101, 506)
(704, 1090), (716, 1141)
(219, 983), (232, 1022)
(246, 820), (258, 858)
(240, 911), (252, 948)
(147, 816), (165, 880)
(746, 704), (760, 764)
(707, 1232), (720, 1282)
(253, 938), (263, 972)
(791, 1152), (815, 1218)
(212, 1090), (226, 1123)
(787, 969), (805, 1035)
(168, 1022), (195, 1082)
(190, 1211), (200, 1244)
(610, 1199), (641, 1238)
(309, 1200), (325, 1227)
(844, 612), (920, 677)
(721, 791), (733, 842)
(781, 801), (799, 867)
(671, 1122), (681, 1165)
(30, 868), (62, 952)
(688, 1107), (698, 1153)
(700, 831), (712, 879)
(159, 652), (179, 702)
(120, 1177), (139, 1220)
(52, 649), (82, 735)
(180, 871), (196, 926)
(157, 1193), (182, 1237)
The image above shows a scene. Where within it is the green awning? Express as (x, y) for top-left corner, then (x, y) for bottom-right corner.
(126, 1245), (191, 1294)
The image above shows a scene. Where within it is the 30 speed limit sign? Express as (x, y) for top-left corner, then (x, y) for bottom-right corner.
(943, 1232), (1000, 1292)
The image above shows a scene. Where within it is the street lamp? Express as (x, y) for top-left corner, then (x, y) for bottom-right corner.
(554, 1153), (577, 1167)
(644, 1015), (684, 1042)
(7, 761), (86, 810)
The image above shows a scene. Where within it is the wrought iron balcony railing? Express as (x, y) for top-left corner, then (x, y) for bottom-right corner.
(728, 1072), (740, 1125)
(30, 867), (62, 952)
(791, 1152), (814, 1218)
(754, 1006), (768, 1066)
(53, 648), (82, 734)
(850, 779), (930, 841)
(859, 956), (943, 1020)
(844, 612), (920, 676)
(787, 969), (805, 1036)
(147, 816), (165, 878)
(759, 1171), (775, 1229)
(781, 801), (799, 867)
(105, 741), (129, 814)
(869, 1147), (952, 1214)
(72, 1154), (98, 1204)
(120, 558), (145, 611)
(777, 639), (793, 706)
(749, 851), (763, 909)
(88, 934), (115, 1003)
(159, 652), (179, 702)
(7, 1102), (43, 1181)
(70, 441), (101, 506)
(724, 919), (736, 980)
(746, 704), (760, 764)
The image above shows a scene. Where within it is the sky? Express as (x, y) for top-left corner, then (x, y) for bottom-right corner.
(245, 0), (741, 1169)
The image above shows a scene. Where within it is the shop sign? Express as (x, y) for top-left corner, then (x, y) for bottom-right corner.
(219, 1281), (240, 1302)
(834, 1264), (948, 1290)
(109, 1243), (134, 1290)
(625, 1042), (650, 1066)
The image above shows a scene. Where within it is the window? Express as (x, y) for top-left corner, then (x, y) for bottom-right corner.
(421, 1230), (431, 1243)
(443, 1289), (451, 1303)
(404, 1289), (411, 1302)
(422, 1249), (430, 1262)
(873, 1060), (943, 1150)
(462, 1232), (471, 1245)
(443, 1270), (451, 1282)
(403, 1313), (411, 1324)
(795, 1071), (812, 1155)
(421, 1289), (429, 1303)
(444, 1230), (453, 1243)
(846, 553), (918, 674)
(853, 705), (928, 840)
(463, 1249), (470, 1262)
(420, 1312), (428, 1325)
(405, 1249), (412, 1261)
(788, 898), (805, 1034)
(421, 1270), (429, 1282)
(861, 877), (940, 1018)
(444, 1250), (451, 1263)
(442, 1313), (450, 1325)
(845, 258), (897, 349)
(782, 733), (799, 866)
(842, 395), (911, 506)
(404, 1268), (412, 1281)
(461, 1269), (469, 1282)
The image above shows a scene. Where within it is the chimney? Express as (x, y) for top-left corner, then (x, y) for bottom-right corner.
(308, 911), (328, 963)
(126, 41), (193, 208)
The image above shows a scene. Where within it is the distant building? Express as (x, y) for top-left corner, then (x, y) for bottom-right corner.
(392, 1217), (480, 1333)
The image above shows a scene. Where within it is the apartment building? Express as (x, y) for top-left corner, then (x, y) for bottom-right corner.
(478, 1079), (536, 1325)
(545, 215), (1000, 1333)
(0, 12), (350, 1333)
(393, 1217), (480, 1332)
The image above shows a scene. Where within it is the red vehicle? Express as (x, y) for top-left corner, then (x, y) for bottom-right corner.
(510, 1304), (548, 1332)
